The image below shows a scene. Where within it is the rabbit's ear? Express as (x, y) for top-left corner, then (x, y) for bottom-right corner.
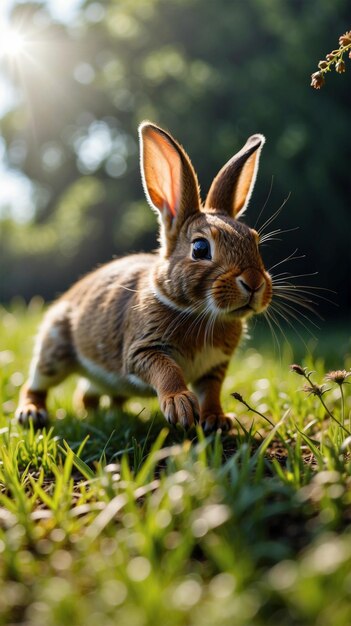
(139, 122), (201, 235)
(204, 134), (265, 218)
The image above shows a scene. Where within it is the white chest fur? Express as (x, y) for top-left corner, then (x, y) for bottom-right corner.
(177, 346), (229, 384)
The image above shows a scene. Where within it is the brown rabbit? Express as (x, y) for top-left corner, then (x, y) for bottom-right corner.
(16, 122), (272, 432)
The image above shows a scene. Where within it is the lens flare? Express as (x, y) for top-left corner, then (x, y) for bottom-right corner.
(0, 27), (26, 59)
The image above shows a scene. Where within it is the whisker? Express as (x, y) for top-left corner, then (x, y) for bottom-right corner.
(115, 283), (140, 294)
(203, 304), (216, 348)
(273, 303), (320, 339)
(257, 193), (291, 237)
(274, 291), (334, 311)
(260, 226), (299, 244)
(259, 227), (282, 242)
(210, 310), (217, 347)
(271, 299), (320, 334)
(269, 302), (314, 349)
(272, 274), (321, 284)
(265, 308), (290, 356)
(272, 291), (323, 317)
(272, 285), (337, 307)
(195, 306), (212, 345)
(263, 309), (281, 356)
(254, 175), (274, 230)
(272, 280), (333, 291)
(166, 302), (204, 341)
(268, 249), (306, 273)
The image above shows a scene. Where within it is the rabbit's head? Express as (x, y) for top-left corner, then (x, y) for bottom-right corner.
(139, 122), (272, 320)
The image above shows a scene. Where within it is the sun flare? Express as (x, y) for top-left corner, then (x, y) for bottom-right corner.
(0, 26), (27, 59)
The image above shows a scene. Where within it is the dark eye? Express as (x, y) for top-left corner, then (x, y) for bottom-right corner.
(192, 238), (211, 260)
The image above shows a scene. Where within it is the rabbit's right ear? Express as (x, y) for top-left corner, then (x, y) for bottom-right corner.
(204, 134), (265, 219)
(139, 122), (201, 255)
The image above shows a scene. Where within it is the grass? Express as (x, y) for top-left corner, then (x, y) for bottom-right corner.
(1, 299), (351, 626)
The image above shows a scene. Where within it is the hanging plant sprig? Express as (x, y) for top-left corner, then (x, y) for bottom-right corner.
(311, 30), (351, 89)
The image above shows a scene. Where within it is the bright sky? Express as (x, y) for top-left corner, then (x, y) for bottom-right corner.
(0, 0), (83, 24)
(0, 0), (83, 221)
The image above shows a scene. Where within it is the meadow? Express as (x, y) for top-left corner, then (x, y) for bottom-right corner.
(1, 300), (351, 626)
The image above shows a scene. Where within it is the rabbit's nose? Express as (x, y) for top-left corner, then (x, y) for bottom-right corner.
(237, 269), (265, 295)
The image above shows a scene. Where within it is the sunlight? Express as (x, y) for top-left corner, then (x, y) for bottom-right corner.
(0, 163), (35, 223)
(0, 26), (26, 59)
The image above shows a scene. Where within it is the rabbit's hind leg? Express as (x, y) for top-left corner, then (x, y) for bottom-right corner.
(73, 378), (102, 411)
(74, 378), (126, 413)
(16, 302), (76, 428)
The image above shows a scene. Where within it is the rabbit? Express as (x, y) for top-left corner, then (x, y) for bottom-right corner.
(15, 121), (272, 432)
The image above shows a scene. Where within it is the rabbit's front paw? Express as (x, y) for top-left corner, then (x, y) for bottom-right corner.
(161, 390), (200, 428)
(200, 413), (233, 433)
(16, 404), (49, 429)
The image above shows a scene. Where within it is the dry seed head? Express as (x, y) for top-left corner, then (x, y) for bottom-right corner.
(231, 392), (244, 403)
(302, 383), (325, 397)
(290, 364), (306, 376)
(311, 72), (325, 89)
(339, 31), (351, 46)
(325, 370), (351, 385)
(335, 59), (346, 73)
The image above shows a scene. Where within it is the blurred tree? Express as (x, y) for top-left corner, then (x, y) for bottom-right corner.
(0, 0), (350, 317)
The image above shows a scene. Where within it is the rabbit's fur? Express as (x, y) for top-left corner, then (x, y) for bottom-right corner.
(16, 122), (272, 431)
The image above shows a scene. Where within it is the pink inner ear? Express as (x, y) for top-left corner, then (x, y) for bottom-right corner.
(162, 201), (176, 217)
(234, 151), (257, 214)
(142, 128), (182, 218)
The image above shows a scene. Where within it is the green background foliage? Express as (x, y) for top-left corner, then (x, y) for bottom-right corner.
(0, 0), (350, 317)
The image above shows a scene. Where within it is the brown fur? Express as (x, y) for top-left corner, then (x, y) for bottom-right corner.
(16, 122), (272, 432)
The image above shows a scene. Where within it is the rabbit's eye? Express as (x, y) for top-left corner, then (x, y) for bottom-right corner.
(192, 238), (212, 260)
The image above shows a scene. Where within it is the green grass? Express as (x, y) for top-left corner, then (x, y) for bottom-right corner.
(1, 301), (351, 626)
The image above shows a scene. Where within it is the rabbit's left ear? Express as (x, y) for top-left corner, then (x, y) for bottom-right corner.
(139, 122), (201, 229)
(204, 134), (265, 218)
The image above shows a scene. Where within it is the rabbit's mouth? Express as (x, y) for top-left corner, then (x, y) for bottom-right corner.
(228, 304), (254, 318)
(228, 301), (270, 317)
